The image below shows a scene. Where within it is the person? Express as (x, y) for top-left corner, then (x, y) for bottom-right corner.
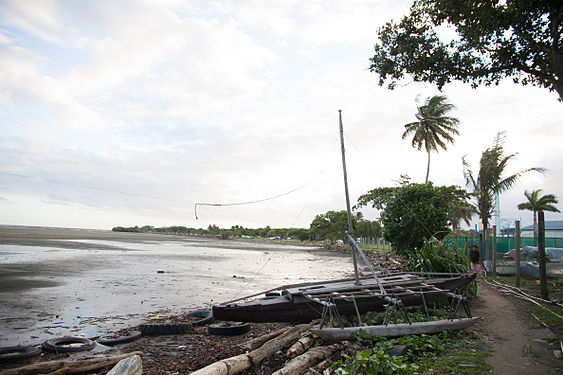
(469, 245), (481, 274)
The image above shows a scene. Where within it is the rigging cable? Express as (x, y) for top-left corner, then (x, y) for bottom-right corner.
(194, 134), (341, 220)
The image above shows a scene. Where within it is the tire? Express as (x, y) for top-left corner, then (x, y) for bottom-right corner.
(139, 323), (192, 336)
(0, 346), (41, 363)
(184, 309), (213, 326)
(41, 337), (96, 353)
(97, 330), (142, 346)
(208, 322), (251, 336)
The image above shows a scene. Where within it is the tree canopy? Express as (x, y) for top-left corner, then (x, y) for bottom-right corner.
(402, 94), (460, 183)
(463, 133), (544, 235)
(517, 189), (560, 238)
(370, 0), (563, 100)
(310, 210), (357, 241)
(356, 183), (469, 254)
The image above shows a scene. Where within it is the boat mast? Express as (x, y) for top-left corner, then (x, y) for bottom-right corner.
(338, 110), (360, 284)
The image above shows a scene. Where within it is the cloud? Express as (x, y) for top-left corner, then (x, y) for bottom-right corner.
(0, 0), (562, 231)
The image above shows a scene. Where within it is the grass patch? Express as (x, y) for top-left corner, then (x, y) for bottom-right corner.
(414, 331), (491, 375)
(359, 243), (392, 252)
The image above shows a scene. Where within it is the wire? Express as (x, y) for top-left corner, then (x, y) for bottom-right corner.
(0, 170), (196, 205)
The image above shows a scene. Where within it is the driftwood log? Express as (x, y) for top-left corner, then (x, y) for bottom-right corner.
(286, 334), (316, 359)
(0, 352), (143, 375)
(190, 323), (314, 375)
(243, 327), (289, 351)
(302, 357), (334, 375)
(271, 345), (338, 375)
(106, 354), (142, 375)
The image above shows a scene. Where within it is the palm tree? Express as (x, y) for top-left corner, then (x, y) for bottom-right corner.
(517, 189), (560, 238)
(403, 95), (460, 183)
(463, 132), (545, 238)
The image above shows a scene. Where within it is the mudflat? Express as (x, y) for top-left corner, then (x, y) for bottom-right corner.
(0, 225), (349, 346)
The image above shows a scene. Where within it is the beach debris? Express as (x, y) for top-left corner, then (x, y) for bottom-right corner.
(243, 327), (289, 350)
(106, 354), (142, 375)
(286, 333), (317, 359)
(0, 351), (143, 375)
(272, 344), (339, 375)
(190, 323), (313, 375)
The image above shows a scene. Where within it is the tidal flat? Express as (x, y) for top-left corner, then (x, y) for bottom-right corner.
(0, 225), (350, 346)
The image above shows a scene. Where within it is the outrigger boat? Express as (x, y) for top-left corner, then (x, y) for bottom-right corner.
(212, 111), (476, 325)
(212, 272), (475, 322)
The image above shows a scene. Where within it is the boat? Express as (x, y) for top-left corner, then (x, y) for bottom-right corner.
(212, 111), (476, 323)
(311, 317), (480, 341)
(212, 272), (476, 322)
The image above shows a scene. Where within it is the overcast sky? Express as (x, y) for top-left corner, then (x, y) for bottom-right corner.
(0, 0), (561, 231)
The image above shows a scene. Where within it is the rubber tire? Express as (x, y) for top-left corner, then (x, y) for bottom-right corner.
(41, 337), (96, 353)
(184, 309), (213, 326)
(97, 330), (142, 346)
(0, 346), (41, 363)
(208, 322), (251, 336)
(139, 323), (192, 336)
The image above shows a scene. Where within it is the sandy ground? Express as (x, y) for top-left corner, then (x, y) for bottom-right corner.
(0, 225), (349, 346)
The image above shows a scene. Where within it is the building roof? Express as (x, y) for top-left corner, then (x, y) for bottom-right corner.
(521, 220), (563, 231)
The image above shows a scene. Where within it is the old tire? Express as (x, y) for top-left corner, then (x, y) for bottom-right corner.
(41, 337), (96, 353)
(139, 323), (192, 336)
(0, 346), (41, 363)
(97, 330), (142, 346)
(208, 322), (251, 336)
(185, 309), (213, 326)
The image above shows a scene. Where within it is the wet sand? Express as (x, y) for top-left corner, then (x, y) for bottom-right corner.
(0, 225), (350, 346)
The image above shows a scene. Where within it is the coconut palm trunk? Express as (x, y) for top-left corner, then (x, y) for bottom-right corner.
(425, 151), (431, 183)
(533, 210), (538, 239)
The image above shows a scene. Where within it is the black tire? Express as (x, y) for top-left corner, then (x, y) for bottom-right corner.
(97, 330), (142, 346)
(208, 322), (251, 336)
(184, 309), (213, 326)
(41, 337), (96, 353)
(0, 346), (41, 363)
(139, 323), (192, 336)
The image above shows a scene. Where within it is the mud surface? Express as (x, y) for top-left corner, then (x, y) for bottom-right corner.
(0, 225), (350, 346)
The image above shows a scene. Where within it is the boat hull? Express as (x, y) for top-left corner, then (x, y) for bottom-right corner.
(311, 317), (480, 341)
(212, 273), (476, 323)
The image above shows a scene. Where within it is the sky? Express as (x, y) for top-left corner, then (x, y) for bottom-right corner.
(0, 0), (561, 232)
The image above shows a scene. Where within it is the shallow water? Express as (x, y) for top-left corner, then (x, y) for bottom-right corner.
(0, 229), (350, 346)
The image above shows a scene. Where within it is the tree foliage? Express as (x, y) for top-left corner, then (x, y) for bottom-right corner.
(357, 183), (466, 254)
(370, 0), (563, 100)
(517, 189), (560, 238)
(463, 132), (544, 235)
(403, 95), (460, 182)
(309, 210), (357, 241)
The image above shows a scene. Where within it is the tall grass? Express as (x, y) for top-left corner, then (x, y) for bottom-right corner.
(407, 238), (477, 296)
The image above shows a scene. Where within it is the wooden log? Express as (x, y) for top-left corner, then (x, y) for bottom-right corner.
(106, 354), (142, 375)
(271, 345), (338, 375)
(243, 327), (290, 350)
(186, 354), (252, 375)
(302, 357), (333, 375)
(0, 352), (143, 375)
(286, 334), (316, 359)
(191, 323), (314, 375)
(248, 323), (314, 366)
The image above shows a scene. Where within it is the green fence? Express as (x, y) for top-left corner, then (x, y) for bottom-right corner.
(444, 236), (563, 254)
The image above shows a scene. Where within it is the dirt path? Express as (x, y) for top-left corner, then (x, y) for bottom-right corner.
(472, 279), (558, 374)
